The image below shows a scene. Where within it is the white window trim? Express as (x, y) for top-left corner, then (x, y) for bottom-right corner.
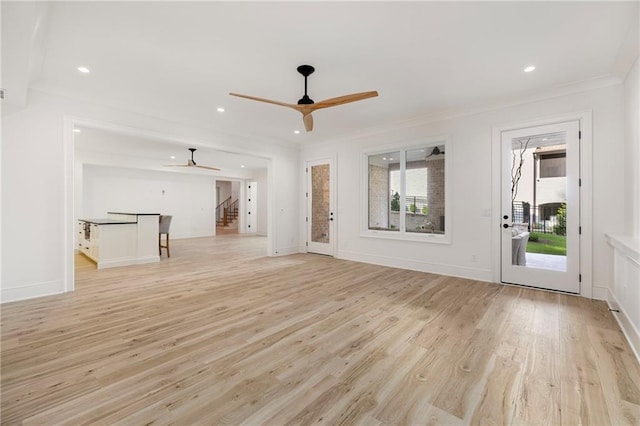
(361, 135), (452, 244)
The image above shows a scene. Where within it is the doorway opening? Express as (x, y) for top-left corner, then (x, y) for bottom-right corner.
(68, 119), (272, 287)
(215, 180), (241, 235)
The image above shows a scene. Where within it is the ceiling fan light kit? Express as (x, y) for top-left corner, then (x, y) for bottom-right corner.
(230, 65), (378, 132)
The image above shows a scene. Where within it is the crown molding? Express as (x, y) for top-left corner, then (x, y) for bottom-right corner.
(314, 74), (623, 146)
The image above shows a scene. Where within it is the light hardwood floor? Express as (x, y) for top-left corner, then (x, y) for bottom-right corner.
(2, 235), (639, 425)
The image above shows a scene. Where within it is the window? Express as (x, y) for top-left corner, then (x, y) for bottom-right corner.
(539, 153), (566, 178)
(364, 139), (450, 242)
(367, 151), (400, 231)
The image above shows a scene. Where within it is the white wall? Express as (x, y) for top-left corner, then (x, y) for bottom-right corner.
(231, 181), (240, 203)
(83, 165), (215, 239)
(302, 84), (625, 293)
(216, 180), (232, 204)
(1, 89), (300, 302)
(271, 154), (299, 255)
(602, 56), (639, 359)
(2, 93), (65, 301)
(623, 57), (640, 238)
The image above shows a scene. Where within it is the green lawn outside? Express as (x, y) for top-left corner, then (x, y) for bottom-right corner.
(526, 233), (567, 256)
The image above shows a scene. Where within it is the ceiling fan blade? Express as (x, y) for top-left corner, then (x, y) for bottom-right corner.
(163, 164), (189, 167)
(229, 93), (297, 109)
(309, 91), (379, 111)
(195, 165), (221, 171)
(303, 114), (314, 132)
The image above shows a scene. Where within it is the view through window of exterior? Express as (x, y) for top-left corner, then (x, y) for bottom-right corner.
(365, 141), (449, 242)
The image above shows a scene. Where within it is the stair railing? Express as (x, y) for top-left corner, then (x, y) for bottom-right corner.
(229, 199), (239, 219)
(216, 197), (239, 226)
(216, 196), (232, 225)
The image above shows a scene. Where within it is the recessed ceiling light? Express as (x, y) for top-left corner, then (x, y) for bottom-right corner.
(73, 128), (81, 133)
(77, 66), (90, 74)
(240, 165), (245, 168)
(170, 155), (176, 159)
(389, 157), (394, 161)
(294, 130), (300, 134)
(542, 138), (548, 141)
(524, 66), (536, 73)
(217, 107), (225, 113)
(382, 157), (387, 160)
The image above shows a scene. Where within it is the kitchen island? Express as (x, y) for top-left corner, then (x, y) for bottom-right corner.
(78, 212), (160, 269)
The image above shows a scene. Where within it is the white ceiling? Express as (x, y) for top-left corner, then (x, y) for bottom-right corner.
(75, 126), (269, 173)
(3, 1), (638, 148)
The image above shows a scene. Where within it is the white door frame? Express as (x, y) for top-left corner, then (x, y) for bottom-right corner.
(491, 110), (593, 298)
(306, 157), (337, 256)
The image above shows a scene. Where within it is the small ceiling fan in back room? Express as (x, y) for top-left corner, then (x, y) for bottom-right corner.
(164, 148), (220, 171)
(426, 146), (445, 158)
(230, 65), (378, 132)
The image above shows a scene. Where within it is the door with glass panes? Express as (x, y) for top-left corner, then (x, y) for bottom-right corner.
(501, 120), (580, 293)
(306, 159), (335, 256)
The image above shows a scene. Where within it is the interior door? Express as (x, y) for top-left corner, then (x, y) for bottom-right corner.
(306, 159), (335, 256)
(501, 120), (580, 293)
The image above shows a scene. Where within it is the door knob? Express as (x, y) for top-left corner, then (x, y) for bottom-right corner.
(503, 223), (512, 228)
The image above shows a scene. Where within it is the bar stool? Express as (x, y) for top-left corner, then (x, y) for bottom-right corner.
(159, 215), (173, 257)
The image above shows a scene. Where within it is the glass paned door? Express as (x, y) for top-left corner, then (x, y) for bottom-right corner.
(307, 159), (335, 256)
(501, 121), (580, 293)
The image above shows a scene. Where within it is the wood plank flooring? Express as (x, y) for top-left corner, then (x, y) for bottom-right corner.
(2, 235), (639, 425)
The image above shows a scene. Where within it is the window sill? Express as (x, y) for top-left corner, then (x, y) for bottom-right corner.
(361, 229), (451, 244)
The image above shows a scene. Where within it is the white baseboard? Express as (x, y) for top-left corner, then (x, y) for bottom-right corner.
(134, 255), (162, 264)
(1, 280), (66, 304)
(173, 231), (215, 239)
(337, 250), (493, 282)
(592, 285), (609, 300)
(97, 255), (160, 269)
(605, 287), (640, 364)
(274, 246), (302, 256)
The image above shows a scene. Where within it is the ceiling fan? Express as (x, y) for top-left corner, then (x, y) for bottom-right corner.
(426, 146), (445, 158)
(230, 65), (378, 132)
(164, 148), (220, 171)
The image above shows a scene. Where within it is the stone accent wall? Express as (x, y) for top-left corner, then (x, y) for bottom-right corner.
(426, 159), (445, 231)
(311, 164), (330, 243)
(368, 164), (390, 229)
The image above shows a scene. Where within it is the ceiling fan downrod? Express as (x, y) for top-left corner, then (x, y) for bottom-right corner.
(297, 65), (315, 105)
(189, 148), (197, 165)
